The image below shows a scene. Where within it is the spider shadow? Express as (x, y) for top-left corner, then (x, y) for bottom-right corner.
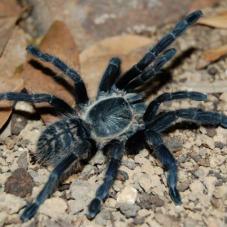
(29, 59), (75, 98)
(125, 120), (201, 157)
(136, 47), (196, 98)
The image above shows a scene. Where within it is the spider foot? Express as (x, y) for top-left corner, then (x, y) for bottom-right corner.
(169, 187), (182, 205)
(86, 198), (101, 219)
(20, 202), (39, 222)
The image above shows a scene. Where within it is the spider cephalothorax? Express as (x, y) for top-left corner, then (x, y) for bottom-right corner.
(83, 90), (145, 144)
(1, 10), (226, 222)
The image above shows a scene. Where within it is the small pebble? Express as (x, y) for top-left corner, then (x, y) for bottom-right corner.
(39, 197), (67, 219)
(118, 203), (139, 218)
(4, 168), (34, 197)
(117, 186), (137, 204)
(116, 170), (129, 182)
(137, 192), (164, 209)
(0, 192), (26, 214)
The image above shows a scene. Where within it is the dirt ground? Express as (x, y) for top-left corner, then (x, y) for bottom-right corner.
(1, 1), (227, 227)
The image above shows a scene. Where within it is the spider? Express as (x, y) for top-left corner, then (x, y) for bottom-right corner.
(0, 10), (226, 222)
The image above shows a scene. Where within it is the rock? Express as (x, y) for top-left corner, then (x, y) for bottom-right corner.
(118, 203), (139, 218)
(90, 152), (105, 165)
(4, 168), (34, 197)
(133, 172), (153, 192)
(137, 192), (164, 209)
(39, 197), (67, 219)
(194, 166), (209, 179)
(178, 179), (191, 192)
(0, 192), (26, 214)
(10, 112), (28, 135)
(155, 213), (180, 227)
(17, 151), (28, 169)
(121, 158), (136, 170)
(213, 185), (227, 199)
(117, 186), (137, 204)
(203, 176), (217, 199)
(210, 197), (223, 209)
(95, 209), (113, 226)
(207, 66), (218, 76)
(163, 136), (183, 152)
(0, 212), (7, 227)
(69, 180), (97, 214)
(116, 170), (129, 182)
(190, 180), (204, 195)
(183, 218), (199, 227)
(205, 128), (217, 138)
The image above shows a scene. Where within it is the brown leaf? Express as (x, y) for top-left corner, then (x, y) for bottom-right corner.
(0, 76), (24, 128)
(0, 27), (28, 128)
(197, 44), (227, 69)
(21, 21), (80, 123)
(0, 17), (18, 56)
(0, 0), (23, 17)
(80, 35), (152, 98)
(198, 11), (227, 29)
(27, 0), (194, 51)
(0, 27), (28, 78)
(189, 0), (219, 11)
(0, 0), (23, 55)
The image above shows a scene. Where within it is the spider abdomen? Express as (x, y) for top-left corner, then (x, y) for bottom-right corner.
(36, 117), (90, 165)
(85, 97), (133, 138)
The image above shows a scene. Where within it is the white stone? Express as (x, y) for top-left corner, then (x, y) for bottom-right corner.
(39, 197), (67, 219)
(0, 192), (26, 214)
(117, 186), (138, 204)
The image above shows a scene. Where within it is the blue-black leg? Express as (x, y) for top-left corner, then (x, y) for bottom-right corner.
(116, 10), (203, 89)
(97, 58), (121, 97)
(125, 48), (176, 91)
(87, 140), (124, 219)
(20, 153), (77, 222)
(26, 45), (89, 105)
(147, 108), (227, 133)
(0, 92), (75, 114)
(144, 91), (207, 122)
(145, 130), (181, 204)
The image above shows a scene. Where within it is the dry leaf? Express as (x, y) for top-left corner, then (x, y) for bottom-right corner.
(0, 76), (24, 128)
(197, 44), (227, 69)
(27, 0), (194, 51)
(21, 21), (80, 123)
(0, 28), (28, 128)
(0, 28), (28, 78)
(179, 81), (227, 93)
(189, 0), (219, 11)
(198, 11), (227, 29)
(0, 0), (23, 55)
(80, 35), (152, 98)
(0, 0), (22, 17)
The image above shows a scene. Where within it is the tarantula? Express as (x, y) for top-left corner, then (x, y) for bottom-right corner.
(1, 10), (226, 222)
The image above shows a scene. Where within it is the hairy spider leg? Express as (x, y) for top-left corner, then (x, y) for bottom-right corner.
(26, 45), (89, 105)
(20, 153), (77, 222)
(144, 91), (207, 122)
(145, 130), (181, 204)
(87, 140), (124, 219)
(116, 10), (203, 89)
(147, 108), (227, 133)
(0, 92), (75, 114)
(125, 48), (176, 91)
(97, 57), (121, 97)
